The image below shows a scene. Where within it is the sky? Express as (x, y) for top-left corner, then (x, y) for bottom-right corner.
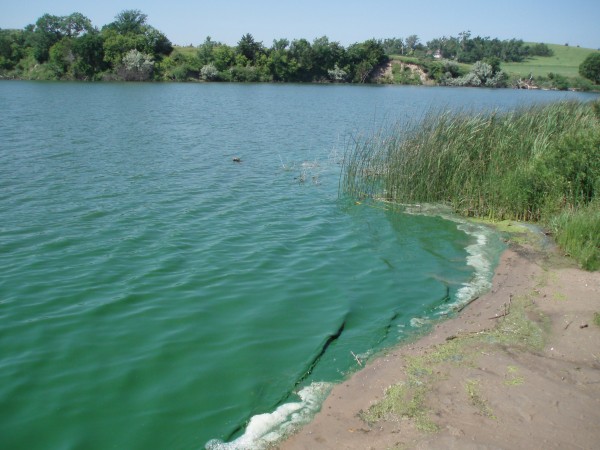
(2, 0), (599, 49)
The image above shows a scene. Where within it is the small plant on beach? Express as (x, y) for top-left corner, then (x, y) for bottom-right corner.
(504, 366), (525, 386)
(487, 294), (548, 352)
(360, 381), (438, 432)
(465, 379), (496, 418)
(593, 312), (600, 328)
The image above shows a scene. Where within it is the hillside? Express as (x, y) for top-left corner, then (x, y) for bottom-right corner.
(381, 44), (599, 90)
(501, 43), (597, 78)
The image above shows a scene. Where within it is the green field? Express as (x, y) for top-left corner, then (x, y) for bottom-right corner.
(502, 43), (598, 78)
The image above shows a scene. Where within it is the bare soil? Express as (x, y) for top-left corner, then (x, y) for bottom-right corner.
(280, 233), (600, 449)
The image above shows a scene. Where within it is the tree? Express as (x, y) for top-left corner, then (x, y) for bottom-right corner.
(143, 27), (172, 60)
(0, 29), (28, 70)
(405, 35), (420, 54)
(236, 33), (263, 64)
(49, 37), (75, 75)
(289, 38), (313, 81)
(31, 14), (66, 62)
(212, 44), (235, 72)
(527, 43), (553, 57)
(579, 53), (600, 84)
(102, 28), (145, 66)
(108, 10), (148, 35)
(30, 12), (95, 63)
(268, 38), (293, 81)
(61, 12), (93, 38)
(72, 30), (106, 79)
(382, 38), (405, 55)
(197, 36), (218, 66)
(346, 39), (386, 83)
(311, 36), (337, 79)
(101, 10), (172, 72)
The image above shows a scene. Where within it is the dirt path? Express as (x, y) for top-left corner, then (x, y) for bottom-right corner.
(280, 228), (600, 449)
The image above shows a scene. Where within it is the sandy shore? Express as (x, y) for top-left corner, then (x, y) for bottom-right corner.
(280, 225), (600, 449)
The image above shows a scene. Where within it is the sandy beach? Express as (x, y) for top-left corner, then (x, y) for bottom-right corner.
(280, 224), (600, 449)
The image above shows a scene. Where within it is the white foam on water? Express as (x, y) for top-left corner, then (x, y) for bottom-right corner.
(205, 382), (332, 450)
(402, 203), (502, 317)
(437, 217), (499, 315)
(410, 317), (430, 328)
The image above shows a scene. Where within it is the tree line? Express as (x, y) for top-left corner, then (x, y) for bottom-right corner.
(0, 9), (586, 85)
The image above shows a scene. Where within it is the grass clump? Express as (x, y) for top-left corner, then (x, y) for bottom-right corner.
(360, 382), (438, 432)
(341, 100), (600, 270)
(504, 366), (525, 386)
(594, 312), (600, 328)
(487, 295), (548, 352)
(465, 379), (496, 418)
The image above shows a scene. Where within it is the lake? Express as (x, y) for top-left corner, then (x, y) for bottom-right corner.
(0, 81), (596, 449)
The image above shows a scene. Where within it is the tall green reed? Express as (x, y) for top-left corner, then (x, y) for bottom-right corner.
(341, 100), (600, 269)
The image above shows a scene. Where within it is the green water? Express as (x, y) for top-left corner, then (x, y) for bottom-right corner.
(1, 82), (595, 449)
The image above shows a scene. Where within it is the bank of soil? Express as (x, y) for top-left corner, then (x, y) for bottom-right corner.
(280, 224), (600, 449)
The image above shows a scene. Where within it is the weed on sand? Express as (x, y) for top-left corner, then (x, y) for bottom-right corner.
(465, 379), (496, 418)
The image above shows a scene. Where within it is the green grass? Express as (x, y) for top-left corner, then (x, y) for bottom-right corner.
(594, 312), (600, 328)
(172, 45), (198, 57)
(360, 381), (438, 432)
(389, 55), (422, 65)
(549, 201), (600, 271)
(504, 366), (525, 386)
(486, 294), (549, 351)
(502, 44), (597, 78)
(465, 379), (495, 418)
(341, 100), (600, 270)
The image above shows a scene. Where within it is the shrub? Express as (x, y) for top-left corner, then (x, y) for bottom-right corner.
(392, 64), (422, 85)
(447, 61), (507, 87)
(118, 49), (154, 81)
(579, 53), (600, 84)
(200, 63), (219, 81)
(527, 43), (554, 57)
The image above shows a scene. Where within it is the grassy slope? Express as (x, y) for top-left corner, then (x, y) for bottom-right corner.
(172, 46), (198, 57)
(502, 43), (598, 78)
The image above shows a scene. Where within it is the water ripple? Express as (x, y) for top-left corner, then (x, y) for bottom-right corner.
(2, 82), (591, 450)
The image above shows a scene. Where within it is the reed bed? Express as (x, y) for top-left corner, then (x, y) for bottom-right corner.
(341, 100), (600, 270)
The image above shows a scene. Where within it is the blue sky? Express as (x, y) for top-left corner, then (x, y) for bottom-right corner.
(2, 0), (599, 49)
